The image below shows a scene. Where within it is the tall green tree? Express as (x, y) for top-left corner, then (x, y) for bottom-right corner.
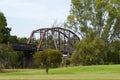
(65, 0), (120, 65)
(0, 44), (19, 69)
(0, 12), (11, 43)
(0, 12), (7, 29)
(107, 40), (120, 64)
(71, 36), (106, 65)
(17, 37), (27, 43)
(65, 0), (120, 42)
(33, 49), (62, 74)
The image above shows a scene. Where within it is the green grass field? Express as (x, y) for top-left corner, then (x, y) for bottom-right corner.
(0, 65), (120, 80)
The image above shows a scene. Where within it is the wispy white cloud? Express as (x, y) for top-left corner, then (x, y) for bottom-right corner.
(0, 0), (71, 37)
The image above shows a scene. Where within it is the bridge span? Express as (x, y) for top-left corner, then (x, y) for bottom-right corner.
(11, 27), (80, 67)
(12, 27), (80, 54)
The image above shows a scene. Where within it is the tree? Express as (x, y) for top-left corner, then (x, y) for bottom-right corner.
(64, 58), (71, 67)
(65, 0), (120, 65)
(33, 49), (62, 74)
(0, 12), (7, 29)
(0, 44), (19, 69)
(107, 40), (120, 64)
(71, 37), (106, 65)
(0, 12), (11, 43)
(65, 0), (120, 42)
(8, 36), (18, 43)
(17, 37), (27, 43)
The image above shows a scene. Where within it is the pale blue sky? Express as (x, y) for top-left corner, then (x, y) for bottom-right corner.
(0, 0), (71, 37)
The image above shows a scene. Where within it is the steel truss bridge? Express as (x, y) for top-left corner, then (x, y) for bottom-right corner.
(12, 27), (80, 55)
(11, 27), (80, 67)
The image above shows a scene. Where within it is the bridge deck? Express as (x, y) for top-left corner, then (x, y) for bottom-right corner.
(11, 43), (37, 52)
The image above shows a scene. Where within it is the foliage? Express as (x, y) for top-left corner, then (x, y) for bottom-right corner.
(0, 12), (11, 43)
(0, 44), (20, 69)
(65, 0), (120, 42)
(8, 36), (18, 43)
(0, 12), (7, 29)
(107, 40), (120, 64)
(65, 0), (120, 65)
(71, 37), (106, 65)
(17, 37), (27, 43)
(33, 49), (62, 74)
(64, 58), (71, 67)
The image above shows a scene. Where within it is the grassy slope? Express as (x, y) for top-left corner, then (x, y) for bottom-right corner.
(0, 65), (120, 80)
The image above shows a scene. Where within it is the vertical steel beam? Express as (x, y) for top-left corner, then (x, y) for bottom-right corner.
(27, 31), (34, 44)
(64, 30), (65, 51)
(58, 29), (60, 50)
(37, 30), (46, 50)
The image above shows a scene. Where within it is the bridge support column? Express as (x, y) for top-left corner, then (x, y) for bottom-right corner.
(21, 52), (35, 68)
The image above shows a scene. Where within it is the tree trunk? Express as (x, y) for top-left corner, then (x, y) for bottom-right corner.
(46, 66), (49, 74)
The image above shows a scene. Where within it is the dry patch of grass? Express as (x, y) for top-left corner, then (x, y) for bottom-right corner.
(0, 74), (120, 80)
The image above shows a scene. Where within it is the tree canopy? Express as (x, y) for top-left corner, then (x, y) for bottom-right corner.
(65, 0), (120, 41)
(33, 49), (62, 74)
(65, 0), (120, 65)
(0, 44), (20, 69)
(0, 12), (11, 43)
(71, 37), (106, 65)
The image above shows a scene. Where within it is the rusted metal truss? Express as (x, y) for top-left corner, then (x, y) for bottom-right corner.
(27, 27), (80, 54)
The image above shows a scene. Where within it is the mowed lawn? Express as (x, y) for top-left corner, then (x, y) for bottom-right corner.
(0, 65), (120, 80)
